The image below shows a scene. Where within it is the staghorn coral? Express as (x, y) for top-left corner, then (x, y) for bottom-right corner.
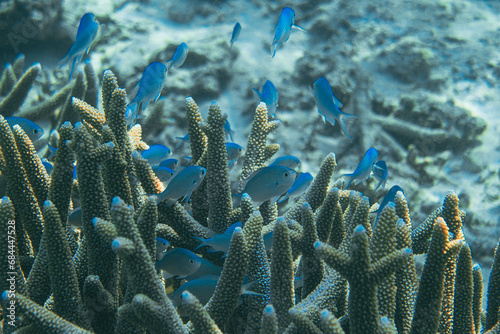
(0, 56), (97, 130)
(0, 68), (500, 334)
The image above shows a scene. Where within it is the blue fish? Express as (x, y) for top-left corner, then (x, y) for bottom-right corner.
(343, 148), (379, 189)
(159, 158), (179, 170)
(194, 233), (233, 256)
(155, 248), (202, 279)
(47, 129), (59, 159)
(193, 221), (241, 256)
(175, 133), (189, 149)
(166, 43), (188, 70)
(373, 160), (388, 191)
(68, 207), (82, 228)
(271, 7), (306, 57)
(171, 274), (260, 308)
(153, 165), (206, 205)
(141, 145), (172, 166)
(171, 275), (219, 306)
(224, 119), (235, 142)
(313, 77), (358, 139)
(278, 172), (313, 203)
(269, 155), (301, 170)
(226, 142), (245, 161)
(152, 166), (175, 182)
(373, 185), (404, 214)
(230, 22), (242, 49)
(234, 165), (297, 206)
(41, 158), (53, 176)
(263, 230), (273, 251)
(184, 257), (222, 281)
(58, 13), (99, 79)
(227, 143), (244, 171)
(156, 237), (170, 261)
(224, 222), (242, 234)
(47, 143), (58, 160)
(5, 116), (44, 142)
(127, 62), (168, 126)
(253, 80), (279, 118)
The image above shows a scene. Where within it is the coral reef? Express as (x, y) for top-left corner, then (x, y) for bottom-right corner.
(0, 67), (499, 334)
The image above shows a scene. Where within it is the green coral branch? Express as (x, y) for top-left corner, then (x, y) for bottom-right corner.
(102, 197), (187, 333)
(270, 219), (295, 331)
(1, 292), (91, 334)
(12, 124), (49, 208)
(316, 225), (411, 334)
(486, 239), (500, 331)
(320, 309), (345, 334)
(260, 304), (278, 334)
(41, 200), (89, 329)
(0, 63), (41, 116)
(394, 219), (417, 334)
(206, 227), (249, 329)
(0, 115), (43, 256)
(452, 243), (475, 334)
(410, 217), (463, 334)
(203, 103), (232, 233)
(240, 102), (280, 180)
(71, 122), (118, 303)
(242, 210), (271, 334)
(300, 202), (323, 299)
(57, 69), (87, 127)
(47, 122), (75, 223)
(180, 291), (223, 334)
(284, 153), (337, 222)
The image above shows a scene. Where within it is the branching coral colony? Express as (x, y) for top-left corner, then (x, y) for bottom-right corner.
(0, 62), (499, 334)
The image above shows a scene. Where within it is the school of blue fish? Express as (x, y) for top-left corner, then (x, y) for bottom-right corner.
(0, 6), (408, 316)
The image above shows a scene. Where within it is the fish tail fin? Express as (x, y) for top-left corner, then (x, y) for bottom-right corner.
(193, 237), (205, 251)
(228, 159), (237, 171)
(338, 113), (358, 140)
(57, 54), (70, 69)
(373, 181), (382, 192)
(164, 199), (177, 207)
(340, 111), (359, 119)
(292, 24), (307, 32)
(232, 193), (242, 207)
(241, 280), (264, 296)
(343, 174), (354, 189)
(251, 88), (263, 100)
(125, 103), (139, 126)
(165, 60), (173, 71)
(68, 57), (79, 80)
(277, 194), (288, 203)
(271, 42), (277, 58)
(141, 100), (150, 111)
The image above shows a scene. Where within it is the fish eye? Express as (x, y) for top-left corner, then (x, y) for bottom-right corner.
(189, 259), (194, 263)
(284, 172), (289, 177)
(201, 170), (205, 175)
(192, 180), (197, 184)
(33, 129), (38, 134)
